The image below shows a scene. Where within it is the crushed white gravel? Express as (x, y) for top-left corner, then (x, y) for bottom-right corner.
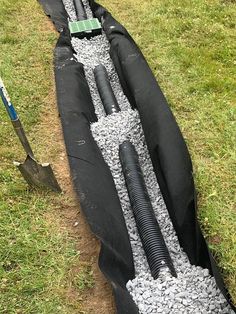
(62, 0), (234, 313)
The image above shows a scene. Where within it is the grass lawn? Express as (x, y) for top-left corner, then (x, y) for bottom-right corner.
(0, 0), (94, 313)
(99, 0), (236, 303)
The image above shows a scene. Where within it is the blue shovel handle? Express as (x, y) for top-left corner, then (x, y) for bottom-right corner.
(0, 78), (18, 120)
(0, 77), (34, 157)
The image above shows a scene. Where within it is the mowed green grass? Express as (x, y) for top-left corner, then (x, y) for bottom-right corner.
(99, 0), (236, 302)
(0, 0), (93, 313)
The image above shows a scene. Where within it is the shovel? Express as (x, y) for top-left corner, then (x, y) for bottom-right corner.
(0, 77), (61, 192)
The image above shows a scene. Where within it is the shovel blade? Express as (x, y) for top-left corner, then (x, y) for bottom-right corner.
(15, 155), (61, 192)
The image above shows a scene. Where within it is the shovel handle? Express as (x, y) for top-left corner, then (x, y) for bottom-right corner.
(11, 119), (34, 158)
(0, 78), (18, 120)
(0, 78), (34, 158)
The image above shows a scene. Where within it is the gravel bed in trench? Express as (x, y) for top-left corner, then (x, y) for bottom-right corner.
(62, 1), (233, 313)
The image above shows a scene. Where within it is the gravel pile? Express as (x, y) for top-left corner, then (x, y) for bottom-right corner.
(62, 0), (233, 313)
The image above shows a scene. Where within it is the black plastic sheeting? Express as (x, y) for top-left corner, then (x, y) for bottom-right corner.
(38, 0), (236, 312)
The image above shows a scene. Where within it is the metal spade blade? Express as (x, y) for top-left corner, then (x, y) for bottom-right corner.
(14, 156), (61, 192)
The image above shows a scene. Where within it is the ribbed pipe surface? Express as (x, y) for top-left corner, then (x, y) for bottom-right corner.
(73, 0), (87, 20)
(119, 140), (177, 279)
(94, 64), (121, 115)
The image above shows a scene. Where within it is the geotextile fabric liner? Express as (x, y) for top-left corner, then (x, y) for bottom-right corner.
(38, 0), (236, 312)
(53, 31), (138, 314)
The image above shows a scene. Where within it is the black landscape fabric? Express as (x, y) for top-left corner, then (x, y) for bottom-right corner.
(38, 0), (236, 312)
(53, 30), (138, 314)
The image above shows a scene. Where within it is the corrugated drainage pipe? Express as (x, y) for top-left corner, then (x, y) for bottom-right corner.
(94, 64), (121, 115)
(73, 0), (87, 21)
(119, 140), (177, 279)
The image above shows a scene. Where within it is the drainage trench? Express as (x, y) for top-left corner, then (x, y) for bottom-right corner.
(62, 0), (233, 313)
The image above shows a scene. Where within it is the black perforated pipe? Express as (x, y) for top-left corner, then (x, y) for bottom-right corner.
(73, 0), (87, 21)
(94, 64), (121, 115)
(119, 140), (177, 279)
